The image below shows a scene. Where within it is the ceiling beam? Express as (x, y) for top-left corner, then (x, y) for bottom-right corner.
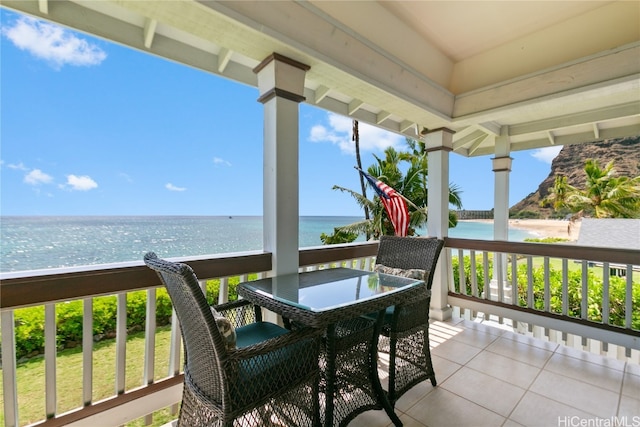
(453, 43), (640, 118)
(217, 48), (232, 73)
(143, 18), (157, 49)
(509, 102), (640, 137)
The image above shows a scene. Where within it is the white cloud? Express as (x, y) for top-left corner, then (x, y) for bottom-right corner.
(118, 172), (133, 183)
(166, 183), (186, 192)
(8, 162), (29, 171)
(531, 146), (562, 164)
(66, 174), (98, 191)
(24, 169), (53, 185)
(213, 157), (232, 167)
(309, 112), (403, 154)
(2, 16), (106, 69)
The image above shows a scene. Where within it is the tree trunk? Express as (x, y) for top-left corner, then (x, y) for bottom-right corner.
(353, 120), (371, 239)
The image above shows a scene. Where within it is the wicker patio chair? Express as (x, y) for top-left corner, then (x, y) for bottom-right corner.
(144, 252), (322, 427)
(371, 235), (444, 406)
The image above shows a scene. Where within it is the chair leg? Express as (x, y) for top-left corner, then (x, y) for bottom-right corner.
(387, 336), (398, 406)
(424, 327), (437, 387)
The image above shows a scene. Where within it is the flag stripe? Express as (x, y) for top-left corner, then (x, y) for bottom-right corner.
(360, 171), (409, 236)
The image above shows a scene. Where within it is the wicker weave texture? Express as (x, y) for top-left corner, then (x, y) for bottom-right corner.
(144, 252), (322, 427)
(374, 236), (444, 406)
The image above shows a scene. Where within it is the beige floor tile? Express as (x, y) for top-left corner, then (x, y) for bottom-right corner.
(393, 354), (460, 413)
(622, 371), (640, 398)
(348, 409), (394, 427)
(398, 413), (428, 427)
(529, 370), (619, 418)
(510, 392), (598, 427)
(466, 350), (541, 389)
(456, 318), (508, 336)
(430, 321), (466, 346)
(545, 352), (623, 393)
(500, 329), (559, 352)
(441, 366), (525, 417)
(485, 337), (553, 368)
(502, 419), (526, 427)
(554, 344), (626, 371)
(431, 338), (483, 365)
(448, 327), (501, 349)
(618, 395), (640, 418)
(625, 362), (640, 376)
(405, 387), (505, 427)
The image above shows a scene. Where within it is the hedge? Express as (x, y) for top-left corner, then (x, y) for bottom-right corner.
(9, 276), (248, 360)
(451, 255), (639, 330)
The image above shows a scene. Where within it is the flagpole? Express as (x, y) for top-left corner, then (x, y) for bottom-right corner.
(354, 166), (427, 214)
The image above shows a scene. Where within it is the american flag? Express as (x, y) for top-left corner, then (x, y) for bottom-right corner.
(360, 170), (409, 237)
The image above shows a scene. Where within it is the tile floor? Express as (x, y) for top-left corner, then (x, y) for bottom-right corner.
(350, 316), (640, 427)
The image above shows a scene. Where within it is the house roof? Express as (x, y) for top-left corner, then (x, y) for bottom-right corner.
(576, 218), (640, 250)
(3, 0), (639, 157)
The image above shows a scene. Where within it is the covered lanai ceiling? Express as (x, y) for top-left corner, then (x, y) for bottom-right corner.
(4, 0), (639, 157)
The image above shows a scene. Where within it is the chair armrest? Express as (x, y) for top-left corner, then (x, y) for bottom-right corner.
(213, 299), (262, 327)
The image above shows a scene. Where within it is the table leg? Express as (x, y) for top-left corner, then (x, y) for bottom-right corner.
(324, 324), (337, 427)
(371, 310), (403, 427)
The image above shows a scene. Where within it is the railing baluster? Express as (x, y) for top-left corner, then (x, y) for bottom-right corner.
(581, 260), (589, 347)
(602, 263), (610, 326)
(526, 256), (533, 309)
(218, 277), (229, 304)
(116, 292), (127, 395)
(625, 266), (633, 330)
(561, 259), (568, 316)
(169, 309), (181, 415)
(457, 249), (466, 295)
(45, 303), (57, 418)
(144, 288), (157, 425)
(543, 257), (550, 312)
(510, 253), (517, 305)
(496, 251), (504, 303)
(469, 250), (477, 298)
(580, 261), (588, 320)
(482, 252), (490, 300)
(83, 298), (93, 406)
(1, 310), (19, 427)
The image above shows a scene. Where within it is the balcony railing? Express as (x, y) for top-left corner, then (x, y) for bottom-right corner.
(1, 240), (638, 427)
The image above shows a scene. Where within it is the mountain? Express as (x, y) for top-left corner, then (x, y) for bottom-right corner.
(510, 136), (640, 218)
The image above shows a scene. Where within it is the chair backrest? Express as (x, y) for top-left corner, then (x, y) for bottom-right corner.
(144, 252), (225, 401)
(375, 236), (444, 290)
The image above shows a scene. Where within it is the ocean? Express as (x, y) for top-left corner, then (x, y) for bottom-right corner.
(0, 216), (535, 273)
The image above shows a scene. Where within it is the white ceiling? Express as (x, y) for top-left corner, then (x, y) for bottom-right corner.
(380, 1), (613, 62)
(3, 0), (639, 157)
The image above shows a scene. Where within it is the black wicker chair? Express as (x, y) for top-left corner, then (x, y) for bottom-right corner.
(144, 252), (322, 427)
(372, 236), (444, 406)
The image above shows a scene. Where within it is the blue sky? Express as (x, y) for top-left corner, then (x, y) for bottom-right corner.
(0, 10), (561, 217)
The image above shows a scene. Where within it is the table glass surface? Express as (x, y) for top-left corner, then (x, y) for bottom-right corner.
(239, 268), (423, 312)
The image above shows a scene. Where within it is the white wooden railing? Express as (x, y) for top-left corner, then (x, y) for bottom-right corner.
(445, 238), (640, 360)
(1, 240), (638, 427)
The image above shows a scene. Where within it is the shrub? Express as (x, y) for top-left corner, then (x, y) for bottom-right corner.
(10, 277), (246, 360)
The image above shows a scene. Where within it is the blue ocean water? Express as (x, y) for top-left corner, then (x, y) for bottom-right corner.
(0, 216), (534, 273)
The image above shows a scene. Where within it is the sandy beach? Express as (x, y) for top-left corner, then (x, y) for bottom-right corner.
(465, 219), (581, 241)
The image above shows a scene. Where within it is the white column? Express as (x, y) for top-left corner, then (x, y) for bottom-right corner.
(492, 132), (512, 241)
(491, 132), (512, 302)
(425, 128), (454, 321)
(254, 54), (309, 276)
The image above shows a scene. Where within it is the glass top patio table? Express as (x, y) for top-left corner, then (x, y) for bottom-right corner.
(238, 267), (423, 427)
(237, 267), (426, 331)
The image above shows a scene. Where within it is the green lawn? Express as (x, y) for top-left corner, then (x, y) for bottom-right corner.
(1, 325), (181, 427)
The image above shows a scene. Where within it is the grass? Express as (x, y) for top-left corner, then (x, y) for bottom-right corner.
(1, 325), (181, 427)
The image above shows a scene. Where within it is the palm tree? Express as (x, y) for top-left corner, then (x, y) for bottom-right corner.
(332, 144), (463, 239)
(541, 159), (640, 218)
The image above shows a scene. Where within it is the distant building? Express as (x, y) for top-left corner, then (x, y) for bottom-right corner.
(576, 218), (640, 277)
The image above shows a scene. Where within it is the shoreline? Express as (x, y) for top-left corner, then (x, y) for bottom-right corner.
(461, 219), (581, 241)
